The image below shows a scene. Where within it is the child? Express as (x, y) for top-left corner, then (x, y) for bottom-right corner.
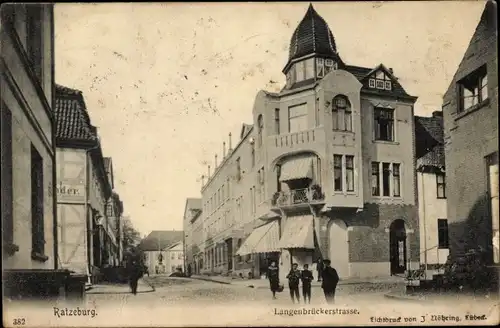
(301, 264), (314, 304)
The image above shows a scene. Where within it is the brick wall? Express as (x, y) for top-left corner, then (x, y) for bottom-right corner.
(442, 1), (498, 259)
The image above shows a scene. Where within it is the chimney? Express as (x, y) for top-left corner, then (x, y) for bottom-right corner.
(201, 175), (205, 187)
(223, 142), (226, 158)
(215, 154), (218, 167)
(228, 132), (233, 151)
(389, 68), (394, 74)
(208, 165), (211, 178)
(432, 111), (443, 118)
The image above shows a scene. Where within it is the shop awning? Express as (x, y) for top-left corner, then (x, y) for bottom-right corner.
(236, 220), (280, 256)
(277, 215), (314, 249)
(279, 158), (313, 182)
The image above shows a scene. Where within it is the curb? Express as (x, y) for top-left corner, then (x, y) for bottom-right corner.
(86, 281), (155, 295)
(383, 292), (425, 303)
(190, 276), (232, 285)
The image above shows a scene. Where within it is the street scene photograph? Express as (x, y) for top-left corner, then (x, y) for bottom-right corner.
(1, 1), (499, 327)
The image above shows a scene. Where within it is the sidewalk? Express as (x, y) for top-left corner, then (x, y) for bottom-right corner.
(385, 290), (499, 305)
(191, 274), (405, 289)
(86, 278), (155, 295)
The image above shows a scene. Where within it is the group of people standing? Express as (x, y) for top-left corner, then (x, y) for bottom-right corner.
(268, 258), (339, 304)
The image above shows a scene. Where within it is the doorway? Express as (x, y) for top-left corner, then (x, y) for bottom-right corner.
(389, 219), (407, 275)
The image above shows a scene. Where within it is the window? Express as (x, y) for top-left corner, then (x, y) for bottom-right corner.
(458, 66), (488, 113)
(487, 152), (499, 264)
(317, 58), (325, 78)
(371, 162), (380, 196)
(393, 163), (401, 197)
(332, 95), (352, 131)
(26, 5), (43, 83)
(369, 70), (392, 91)
(437, 219), (449, 249)
(295, 61), (305, 82)
(274, 108), (280, 134)
(1, 104), (15, 252)
(31, 144), (45, 257)
(288, 103), (308, 133)
(374, 108), (394, 141)
(382, 163), (391, 196)
(333, 155), (343, 191)
(346, 156), (354, 192)
(257, 115), (263, 147)
(236, 157), (241, 181)
(171, 253), (175, 260)
(436, 173), (446, 199)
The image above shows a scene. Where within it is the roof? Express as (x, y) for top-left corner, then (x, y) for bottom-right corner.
(138, 230), (184, 251)
(287, 4), (338, 66)
(415, 112), (445, 170)
(54, 84), (97, 143)
(345, 64), (412, 98)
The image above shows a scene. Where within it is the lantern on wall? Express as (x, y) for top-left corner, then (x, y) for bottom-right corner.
(158, 253), (163, 263)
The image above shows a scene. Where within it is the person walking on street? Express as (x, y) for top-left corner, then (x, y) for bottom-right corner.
(128, 258), (143, 295)
(301, 264), (314, 304)
(317, 258), (324, 282)
(286, 263), (302, 304)
(321, 259), (339, 304)
(268, 261), (280, 299)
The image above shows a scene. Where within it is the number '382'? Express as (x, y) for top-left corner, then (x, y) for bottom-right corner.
(13, 318), (26, 326)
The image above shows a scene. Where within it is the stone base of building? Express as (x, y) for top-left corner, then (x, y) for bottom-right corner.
(3, 269), (87, 301)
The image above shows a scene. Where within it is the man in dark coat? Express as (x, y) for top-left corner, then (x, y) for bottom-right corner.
(286, 263), (302, 304)
(301, 264), (314, 304)
(127, 257), (143, 295)
(321, 259), (339, 304)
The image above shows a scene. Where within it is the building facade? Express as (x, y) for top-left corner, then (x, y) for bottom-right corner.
(194, 4), (420, 281)
(183, 198), (202, 274)
(55, 84), (119, 282)
(415, 112), (448, 280)
(1, 4), (57, 273)
(139, 230), (184, 274)
(442, 1), (498, 268)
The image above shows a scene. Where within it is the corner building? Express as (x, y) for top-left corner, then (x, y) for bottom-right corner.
(198, 5), (419, 281)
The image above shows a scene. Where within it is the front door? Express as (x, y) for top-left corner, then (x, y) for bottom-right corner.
(389, 219), (407, 275)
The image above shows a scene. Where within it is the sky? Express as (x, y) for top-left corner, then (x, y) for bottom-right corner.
(54, 1), (486, 236)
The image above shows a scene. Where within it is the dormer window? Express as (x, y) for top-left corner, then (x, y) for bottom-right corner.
(369, 70), (392, 91)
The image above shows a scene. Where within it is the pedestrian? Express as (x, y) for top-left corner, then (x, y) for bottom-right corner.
(128, 258), (143, 295)
(286, 263), (301, 304)
(317, 258), (324, 282)
(187, 263), (192, 277)
(267, 261), (280, 299)
(301, 264), (314, 304)
(321, 259), (339, 304)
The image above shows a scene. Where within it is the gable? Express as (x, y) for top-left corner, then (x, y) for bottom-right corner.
(443, 1), (497, 103)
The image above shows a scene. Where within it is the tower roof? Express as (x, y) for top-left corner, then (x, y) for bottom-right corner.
(286, 4), (337, 68)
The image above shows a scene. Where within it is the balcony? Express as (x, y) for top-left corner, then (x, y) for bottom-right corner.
(273, 129), (318, 148)
(268, 127), (325, 159)
(271, 186), (325, 209)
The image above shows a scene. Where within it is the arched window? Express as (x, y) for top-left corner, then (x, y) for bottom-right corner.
(257, 115), (263, 146)
(332, 95), (352, 132)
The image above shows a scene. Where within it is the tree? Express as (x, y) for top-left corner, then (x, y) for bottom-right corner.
(122, 217), (141, 253)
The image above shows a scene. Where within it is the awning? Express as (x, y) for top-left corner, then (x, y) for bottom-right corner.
(279, 158), (313, 182)
(236, 220), (280, 256)
(277, 215), (314, 249)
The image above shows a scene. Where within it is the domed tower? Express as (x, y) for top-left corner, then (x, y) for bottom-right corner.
(283, 4), (345, 89)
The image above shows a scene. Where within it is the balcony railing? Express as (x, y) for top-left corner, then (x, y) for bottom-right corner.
(271, 186), (325, 207)
(272, 129), (317, 148)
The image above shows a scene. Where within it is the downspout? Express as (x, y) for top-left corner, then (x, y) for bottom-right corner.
(421, 171), (428, 280)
